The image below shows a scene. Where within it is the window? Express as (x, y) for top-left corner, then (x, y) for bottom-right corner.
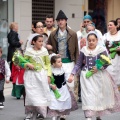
(32, 0), (54, 24)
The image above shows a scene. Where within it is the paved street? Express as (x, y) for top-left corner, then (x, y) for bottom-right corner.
(0, 83), (120, 120)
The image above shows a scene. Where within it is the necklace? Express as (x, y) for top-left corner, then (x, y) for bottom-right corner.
(110, 31), (118, 35)
(87, 47), (96, 55)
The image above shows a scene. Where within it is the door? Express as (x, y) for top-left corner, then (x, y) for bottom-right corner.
(88, 0), (107, 34)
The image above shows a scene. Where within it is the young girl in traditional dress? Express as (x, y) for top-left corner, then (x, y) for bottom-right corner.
(47, 55), (78, 120)
(11, 49), (25, 99)
(18, 35), (51, 120)
(68, 31), (120, 120)
(0, 46), (11, 109)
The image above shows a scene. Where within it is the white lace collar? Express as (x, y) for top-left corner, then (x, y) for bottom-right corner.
(25, 46), (48, 57)
(52, 67), (64, 76)
(81, 46), (105, 57)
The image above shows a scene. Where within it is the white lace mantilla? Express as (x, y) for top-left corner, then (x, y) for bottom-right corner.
(24, 47), (48, 66)
(81, 46), (105, 57)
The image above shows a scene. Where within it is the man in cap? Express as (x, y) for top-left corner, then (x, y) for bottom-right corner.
(48, 10), (79, 105)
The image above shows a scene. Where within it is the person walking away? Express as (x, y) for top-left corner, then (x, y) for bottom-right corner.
(68, 31), (120, 120)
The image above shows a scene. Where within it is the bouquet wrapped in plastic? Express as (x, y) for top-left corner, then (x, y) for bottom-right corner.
(12, 50), (27, 66)
(12, 50), (39, 70)
(50, 76), (61, 99)
(109, 41), (120, 59)
(86, 55), (111, 78)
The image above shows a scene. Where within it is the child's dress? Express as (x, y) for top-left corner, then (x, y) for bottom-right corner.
(11, 63), (25, 99)
(0, 58), (11, 105)
(71, 45), (120, 118)
(19, 46), (52, 117)
(47, 67), (78, 117)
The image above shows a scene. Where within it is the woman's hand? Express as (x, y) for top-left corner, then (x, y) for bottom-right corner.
(19, 40), (23, 44)
(116, 47), (120, 52)
(6, 80), (10, 84)
(50, 84), (57, 90)
(68, 74), (74, 83)
(91, 66), (98, 73)
(26, 63), (34, 70)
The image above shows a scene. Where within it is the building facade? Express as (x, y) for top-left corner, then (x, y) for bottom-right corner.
(0, 0), (120, 59)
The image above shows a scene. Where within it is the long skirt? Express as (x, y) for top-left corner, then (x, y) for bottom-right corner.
(47, 86), (78, 117)
(24, 69), (51, 117)
(80, 70), (120, 118)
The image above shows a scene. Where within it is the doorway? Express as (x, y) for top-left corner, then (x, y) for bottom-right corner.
(88, 0), (107, 34)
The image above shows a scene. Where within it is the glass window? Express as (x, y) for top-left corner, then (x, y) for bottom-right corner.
(0, 0), (8, 59)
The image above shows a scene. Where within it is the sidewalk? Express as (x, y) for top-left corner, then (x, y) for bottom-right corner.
(4, 82), (12, 96)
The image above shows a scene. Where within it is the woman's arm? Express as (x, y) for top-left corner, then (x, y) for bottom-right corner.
(71, 51), (84, 75)
(44, 55), (52, 77)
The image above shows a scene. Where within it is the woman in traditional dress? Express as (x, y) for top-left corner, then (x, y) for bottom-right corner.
(68, 31), (120, 120)
(17, 35), (51, 120)
(103, 20), (120, 89)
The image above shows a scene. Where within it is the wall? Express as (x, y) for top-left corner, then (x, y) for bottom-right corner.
(14, 0), (32, 48)
(55, 0), (84, 32)
(8, 0), (14, 25)
(107, 0), (120, 22)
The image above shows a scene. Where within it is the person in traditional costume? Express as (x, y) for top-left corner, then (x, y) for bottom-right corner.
(48, 10), (79, 103)
(0, 46), (11, 109)
(11, 49), (25, 99)
(47, 55), (78, 120)
(103, 20), (120, 90)
(68, 31), (120, 120)
(16, 35), (51, 120)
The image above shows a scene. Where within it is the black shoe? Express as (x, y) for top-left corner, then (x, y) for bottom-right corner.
(17, 97), (20, 99)
(78, 97), (82, 102)
(36, 114), (44, 119)
(60, 115), (66, 120)
(60, 118), (66, 120)
(96, 117), (102, 120)
(0, 102), (4, 109)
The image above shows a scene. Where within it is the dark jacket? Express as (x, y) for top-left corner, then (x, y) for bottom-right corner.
(48, 27), (79, 62)
(7, 30), (21, 62)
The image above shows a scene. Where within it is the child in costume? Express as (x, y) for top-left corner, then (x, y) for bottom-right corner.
(15, 35), (52, 120)
(68, 31), (120, 120)
(11, 49), (25, 99)
(47, 55), (78, 120)
(0, 46), (11, 109)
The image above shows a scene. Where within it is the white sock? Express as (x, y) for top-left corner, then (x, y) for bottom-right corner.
(25, 113), (32, 118)
(52, 116), (56, 120)
(86, 118), (92, 120)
